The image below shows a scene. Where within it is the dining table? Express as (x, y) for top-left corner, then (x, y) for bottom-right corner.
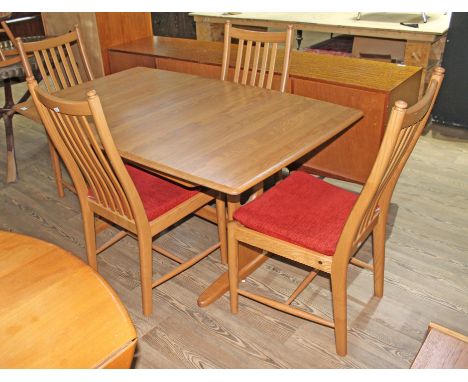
(14, 66), (363, 307)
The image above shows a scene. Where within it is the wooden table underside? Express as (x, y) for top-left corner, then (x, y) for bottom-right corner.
(14, 67), (363, 307)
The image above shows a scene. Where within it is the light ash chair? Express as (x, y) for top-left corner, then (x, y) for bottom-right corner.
(227, 67), (445, 356)
(27, 78), (227, 316)
(17, 25), (93, 197)
(221, 21), (293, 93)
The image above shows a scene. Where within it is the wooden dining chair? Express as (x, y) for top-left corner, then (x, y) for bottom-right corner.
(227, 67), (445, 356)
(221, 21), (293, 93)
(17, 25), (93, 197)
(27, 77), (227, 317)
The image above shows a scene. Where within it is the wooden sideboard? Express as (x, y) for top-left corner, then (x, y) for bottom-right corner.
(190, 12), (449, 95)
(108, 36), (422, 184)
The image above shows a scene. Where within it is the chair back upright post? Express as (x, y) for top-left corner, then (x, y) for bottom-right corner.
(26, 77), (148, 236)
(334, 67), (446, 269)
(221, 21), (293, 93)
(17, 25), (93, 92)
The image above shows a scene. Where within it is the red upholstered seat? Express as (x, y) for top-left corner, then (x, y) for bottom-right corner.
(88, 164), (199, 221)
(233, 171), (358, 256)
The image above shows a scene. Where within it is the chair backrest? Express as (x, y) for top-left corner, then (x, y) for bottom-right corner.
(220, 21), (293, 93)
(18, 25), (93, 93)
(335, 67), (445, 263)
(26, 77), (147, 226)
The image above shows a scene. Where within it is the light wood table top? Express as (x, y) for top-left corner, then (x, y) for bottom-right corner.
(15, 67), (362, 195)
(0, 231), (137, 368)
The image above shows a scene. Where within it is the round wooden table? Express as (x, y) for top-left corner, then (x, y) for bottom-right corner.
(0, 231), (137, 368)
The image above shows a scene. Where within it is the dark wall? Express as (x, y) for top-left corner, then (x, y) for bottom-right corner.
(432, 12), (468, 129)
(0, 12), (44, 41)
(151, 13), (196, 39)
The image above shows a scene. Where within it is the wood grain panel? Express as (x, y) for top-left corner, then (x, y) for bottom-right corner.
(108, 36), (422, 92)
(109, 50), (155, 73)
(155, 57), (220, 79)
(293, 78), (387, 183)
(95, 12), (152, 75)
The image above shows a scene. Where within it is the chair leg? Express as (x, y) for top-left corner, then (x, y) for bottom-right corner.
(227, 223), (239, 313)
(331, 270), (348, 356)
(82, 207), (97, 270)
(138, 234), (154, 316)
(3, 79), (17, 183)
(372, 214), (387, 298)
(47, 138), (65, 198)
(216, 193), (228, 264)
(4, 111), (17, 183)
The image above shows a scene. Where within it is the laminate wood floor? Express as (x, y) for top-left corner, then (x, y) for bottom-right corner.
(1, 83), (467, 368)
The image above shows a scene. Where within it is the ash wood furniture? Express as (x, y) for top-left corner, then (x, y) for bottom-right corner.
(0, 231), (137, 368)
(191, 12), (449, 94)
(221, 21), (293, 93)
(17, 26), (93, 198)
(106, 36), (421, 184)
(226, 68), (445, 356)
(41, 12), (153, 77)
(15, 67), (363, 309)
(411, 322), (468, 368)
(27, 77), (226, 316)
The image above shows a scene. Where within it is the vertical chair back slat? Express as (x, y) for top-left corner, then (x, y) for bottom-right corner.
(258, 42), (269, 88)
(250, 41), (261, 87)
(65, 42), (84, 84)
(49, 46), (68, 88)
(266, 43), (278, 90)
(233, 38), (244, 84)
(221, 21), (293, 93)
(241, 40), (253, 85)
(57, 45), (76, 86)
(33, 51), (52, 91)
(40, 48), (60, 90)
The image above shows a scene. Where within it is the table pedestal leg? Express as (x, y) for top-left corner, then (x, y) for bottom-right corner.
(198, 192), (268, 307)
(197, 242), (267, 307)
